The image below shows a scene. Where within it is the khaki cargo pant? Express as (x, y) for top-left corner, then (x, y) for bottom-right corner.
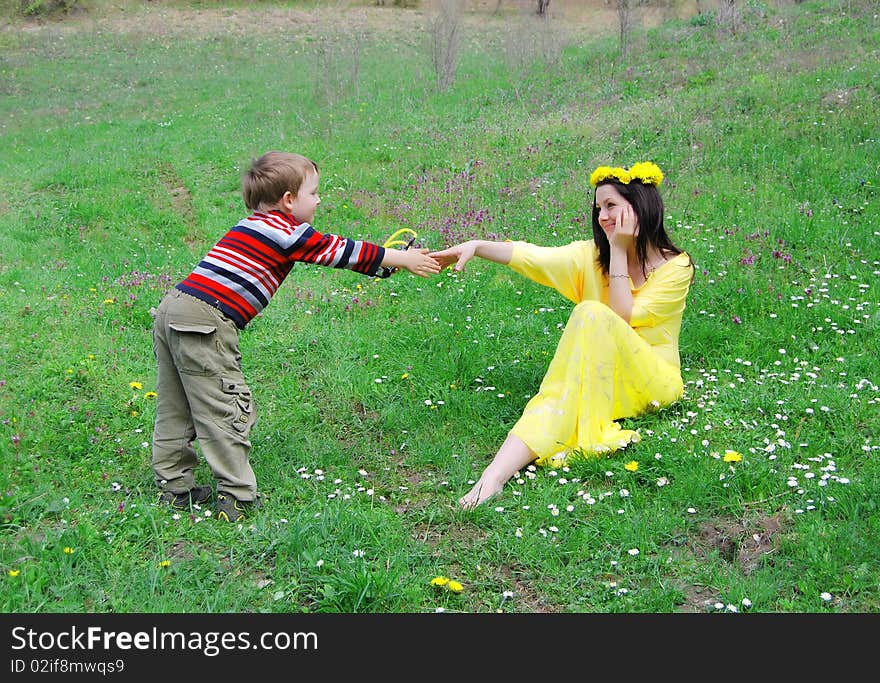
(151, 289), (258, 501)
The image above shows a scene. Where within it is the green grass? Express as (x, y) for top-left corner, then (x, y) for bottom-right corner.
(0, 0), (878, 613)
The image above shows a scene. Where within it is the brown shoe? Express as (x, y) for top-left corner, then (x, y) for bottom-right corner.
(216, 492), (260, 522)
(159, 485), (212, 510)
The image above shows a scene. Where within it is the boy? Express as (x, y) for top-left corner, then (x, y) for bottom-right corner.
(151, 151), (440, 521)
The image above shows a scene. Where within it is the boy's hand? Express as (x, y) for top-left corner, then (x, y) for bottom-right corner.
(401, 248), (442, 277)
(382, 248), (441, 278)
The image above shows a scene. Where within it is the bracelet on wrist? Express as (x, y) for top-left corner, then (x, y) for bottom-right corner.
(609, 273), (629, 279)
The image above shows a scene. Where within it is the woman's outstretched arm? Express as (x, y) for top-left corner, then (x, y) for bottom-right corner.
(429, 240), (513, 272)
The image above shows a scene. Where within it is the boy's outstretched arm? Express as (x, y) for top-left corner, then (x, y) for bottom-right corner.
(429, 240), (513, 272)
(381, 248), (441, 278)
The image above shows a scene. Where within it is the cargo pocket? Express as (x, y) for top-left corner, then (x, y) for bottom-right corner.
(222, 376), (255, 434)
(169, 322), (217, 375)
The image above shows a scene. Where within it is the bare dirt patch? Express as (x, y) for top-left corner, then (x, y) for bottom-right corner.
(677, 583), (717, 613)
(411, 521), (443, 546)
(156, 164), (194, 221)
(499, 562), (558, 612)
(670, 509), (789, 612)
(153, 162), (203, 249)
(168, 539), (196, 561)
(694, 510), (786, 574)
(411, 520), (491, 549)
(822, 87), (859, 107)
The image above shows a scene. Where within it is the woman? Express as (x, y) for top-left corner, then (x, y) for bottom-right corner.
(429, 162), (695, 508)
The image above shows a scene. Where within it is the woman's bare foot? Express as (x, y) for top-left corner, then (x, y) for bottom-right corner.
(458, 435), (537, 510)
(458, 475), (504, 509)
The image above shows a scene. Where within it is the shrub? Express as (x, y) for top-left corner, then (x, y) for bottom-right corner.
(19, 0), (83, 18)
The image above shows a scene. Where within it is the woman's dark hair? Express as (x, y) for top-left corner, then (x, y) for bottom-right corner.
(591, 179), (692, 279)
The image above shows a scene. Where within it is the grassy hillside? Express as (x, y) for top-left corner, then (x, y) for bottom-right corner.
(0, 0), (877, 613)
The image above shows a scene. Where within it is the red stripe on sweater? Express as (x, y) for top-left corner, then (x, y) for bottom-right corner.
(186, 273), (256, 321)
(208, 246), (280, 294)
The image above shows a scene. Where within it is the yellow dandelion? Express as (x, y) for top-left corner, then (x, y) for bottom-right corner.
(723, 450), (743, 463)
(66, 368), (74, 374)
(430, 576), (449, 587)
(103, 298), (115, 304)
(129, 381), (143, 390)
(624, 460), (639, 472)
(589, 165), (631, 187)
(87, 354), (95, 360)
(401, 373), (409, 380)
(63, 547), (74, 555)
(130, 410), (139, 417)
(627, 161), (664, 187)
(8, 569), (20, 577)
(447, 580), (464, 593)
(158, 560), (171, 568)
(144, 391), (157, 399)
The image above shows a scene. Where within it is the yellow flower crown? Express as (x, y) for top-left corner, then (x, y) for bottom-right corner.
(589, 161), (664, 188)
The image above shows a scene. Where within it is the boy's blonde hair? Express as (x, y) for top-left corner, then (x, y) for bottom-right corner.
(242, 151), (319, 211)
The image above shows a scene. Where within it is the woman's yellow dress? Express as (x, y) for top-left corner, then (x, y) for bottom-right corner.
(506, 240), (693, 466)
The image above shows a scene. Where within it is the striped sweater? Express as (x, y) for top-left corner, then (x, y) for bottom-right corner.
(176, 210), (386, 329)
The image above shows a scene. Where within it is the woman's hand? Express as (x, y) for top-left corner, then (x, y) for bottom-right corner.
(428, 241), (478, 272)
(608, 203), (638, 250)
